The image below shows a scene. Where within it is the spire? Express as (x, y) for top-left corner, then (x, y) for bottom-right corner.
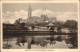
(28, 4), (32, 12)
(28, 4), (32, 18)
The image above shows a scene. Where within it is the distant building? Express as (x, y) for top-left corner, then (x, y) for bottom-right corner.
(3, 23), (20, 30)
(41, 14), (49, 22)
(28, 5), (32, 18)
(26, 5), (49, 25)
(18, 5), (56, 26)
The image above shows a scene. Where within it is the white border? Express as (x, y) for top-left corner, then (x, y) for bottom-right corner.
(1, 1), (79, 3)
(1, 0), (79, 2)
(1, 1), (80, 52)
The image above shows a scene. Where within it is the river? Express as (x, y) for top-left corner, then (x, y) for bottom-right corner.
(3, 35), (77, 49)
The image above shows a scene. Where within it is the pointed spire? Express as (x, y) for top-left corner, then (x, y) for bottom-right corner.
(28, 4), (32, 18)
(28, 4), (32, 11)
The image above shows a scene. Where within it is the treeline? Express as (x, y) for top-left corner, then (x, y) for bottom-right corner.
(13, 18), (77, 32)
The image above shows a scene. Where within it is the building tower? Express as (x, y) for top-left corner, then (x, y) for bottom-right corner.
(28, 5), (32, 18)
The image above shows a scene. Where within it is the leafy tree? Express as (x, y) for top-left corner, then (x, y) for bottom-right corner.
(14, 18), (22, 25)
(63, 20), (78, 32)
(55, 20), (64, 32)
(55, 20), (64, 27)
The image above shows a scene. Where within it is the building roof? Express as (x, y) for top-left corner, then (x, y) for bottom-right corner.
(47, 22), (55, 26)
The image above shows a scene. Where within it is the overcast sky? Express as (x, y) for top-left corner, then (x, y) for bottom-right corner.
(3, 3), (77, 12)
(3, 3), (78, 23)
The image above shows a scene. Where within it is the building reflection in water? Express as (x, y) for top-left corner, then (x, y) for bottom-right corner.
(3, 35), (78, 49)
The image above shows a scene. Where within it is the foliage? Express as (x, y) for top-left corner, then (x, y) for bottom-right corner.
(14, 18), (22, 25)
(64, 20), (77, 29)
(63, 20), (78, 32)
(54, 20), (64, 28)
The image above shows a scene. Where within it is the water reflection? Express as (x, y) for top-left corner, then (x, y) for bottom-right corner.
(65, 35), (78, 49)
(3, 35), (78, 49)
(15, 36), (27, 47)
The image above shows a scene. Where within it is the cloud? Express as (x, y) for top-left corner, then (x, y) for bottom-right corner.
(3, 9), (77, 24)
(14, 10), (28, 19)
(44, 9), (55, 17)
(32, 9), (55, 17)
(3, 10), (28, 24)
(57, 12), (78, 21)
(32, 9), (43, 17)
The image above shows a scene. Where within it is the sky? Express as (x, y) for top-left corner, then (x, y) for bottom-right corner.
(3, 3), (78, 23)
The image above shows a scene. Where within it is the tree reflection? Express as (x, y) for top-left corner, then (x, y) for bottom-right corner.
(69, 34), (78, 48)
(65, 34), (78, 49)
(3, 34), (78, 49)
(3, 39), (12, 49)
(56, 35), (63, 42)
(15, 36), (27, 47)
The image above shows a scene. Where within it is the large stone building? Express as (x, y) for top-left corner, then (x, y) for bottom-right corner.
(20, 5), (56, 26)
(26, 5), (49, 25)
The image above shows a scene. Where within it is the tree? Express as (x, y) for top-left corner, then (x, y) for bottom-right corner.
(14, 18), (22, 25)
(55, 20), (64, 27)
(63, 20), (78, 32)
(55, 20), (64, 32)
